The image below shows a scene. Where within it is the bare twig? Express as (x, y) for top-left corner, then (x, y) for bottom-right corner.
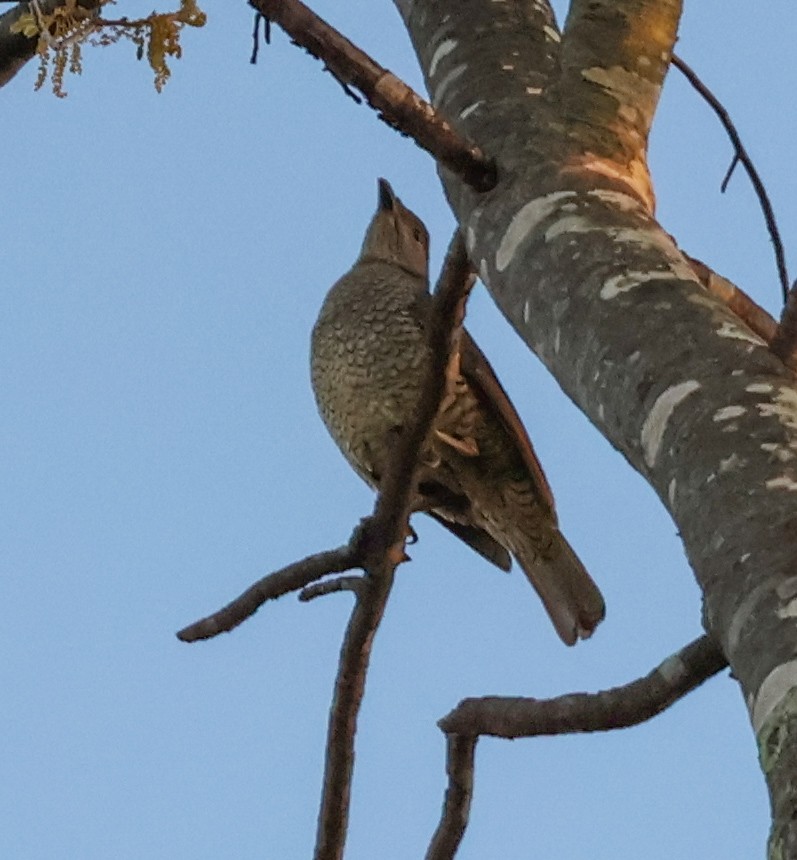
(299, 575), (364, 602)
(720, 153), (740, 193)
(672, 54), (790, 303)
(314, 233), (476, 860)
(176, 544), (358, 642)
(250, 11), (262, 64)
(427, 635), (727, 858)
(248, 0), (497, 193)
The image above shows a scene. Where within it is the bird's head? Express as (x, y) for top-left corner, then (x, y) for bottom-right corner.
(359, 178), (430, 280)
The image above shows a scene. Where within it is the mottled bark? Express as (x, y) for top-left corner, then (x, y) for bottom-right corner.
(395, 0), (797, 854)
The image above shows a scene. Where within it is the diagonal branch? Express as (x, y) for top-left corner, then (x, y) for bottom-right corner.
(248, 0), (496, 192)
(427, 634), (727, 859)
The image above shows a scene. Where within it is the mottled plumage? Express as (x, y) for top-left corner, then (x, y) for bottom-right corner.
(310, 179), (605, 644)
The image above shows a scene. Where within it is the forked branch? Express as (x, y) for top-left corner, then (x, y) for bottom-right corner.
(178, 232), (476, 860)
(176, 544), (358, 642)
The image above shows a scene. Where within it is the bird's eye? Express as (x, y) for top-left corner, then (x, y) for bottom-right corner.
(413, 228), (424, 243)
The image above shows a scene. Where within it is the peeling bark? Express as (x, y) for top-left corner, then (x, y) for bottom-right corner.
(394, 0), (797, 853)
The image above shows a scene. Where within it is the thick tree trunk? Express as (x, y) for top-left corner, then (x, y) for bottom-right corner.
(394, 0), (797, 854)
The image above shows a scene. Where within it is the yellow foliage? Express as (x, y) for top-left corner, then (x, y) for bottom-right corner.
(10, 12), (40, 38)
(11, 0), (206, 97)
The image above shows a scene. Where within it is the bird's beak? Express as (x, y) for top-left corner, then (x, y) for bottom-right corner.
(377, 177), (396, 212)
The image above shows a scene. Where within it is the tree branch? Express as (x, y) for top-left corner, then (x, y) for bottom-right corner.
(248, 0), (496, 192)
(426, 635), (727, 859)
(440, 634), (727, 737)
(179, 232), (475, 860)
(314, 233), (476, 860)
(176, 544), (358, 642)
(299, 574), (364, 602)
(425, 734), (477, 860)
(672, 54), (790, 304)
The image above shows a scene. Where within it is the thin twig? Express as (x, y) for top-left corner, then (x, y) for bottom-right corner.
(672, 54), (790, 303)
(299, 575), (364, 602)
(719, 153), (739, 194)
(176, 544), (358, 641)
(248, 0), (496, 192)
(427, 634), (727, 858)
(322, 64), (362, 104)
(250, 11), (262, 64)
(314, 233), (476, 860)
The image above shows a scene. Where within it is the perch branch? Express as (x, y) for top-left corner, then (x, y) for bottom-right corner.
(672, 54), (790, 303)
(314, 528), (398, 860)
(427, 634), (727, 859)
(314, 233), (477, 860)
(179, 232), (475, 860)
(248, 0), (496, 192)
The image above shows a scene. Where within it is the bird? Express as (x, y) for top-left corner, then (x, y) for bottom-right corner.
(310, 178), (605, 645)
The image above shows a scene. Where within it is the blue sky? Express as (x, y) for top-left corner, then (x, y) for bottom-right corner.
(2, 1), (794, 857)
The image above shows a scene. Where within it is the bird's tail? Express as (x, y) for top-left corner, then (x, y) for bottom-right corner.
(514, 530), (605, 646)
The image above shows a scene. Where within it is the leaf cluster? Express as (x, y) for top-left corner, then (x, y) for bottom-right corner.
(10, 0), (205, 96)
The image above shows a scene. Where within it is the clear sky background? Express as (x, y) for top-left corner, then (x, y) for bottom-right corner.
(2, 2), (795, 858)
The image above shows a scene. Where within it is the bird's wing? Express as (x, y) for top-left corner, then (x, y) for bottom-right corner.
(457, 327), (556, 515)
(415, 469), (513, 572)
(425, 512), (512, 571)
